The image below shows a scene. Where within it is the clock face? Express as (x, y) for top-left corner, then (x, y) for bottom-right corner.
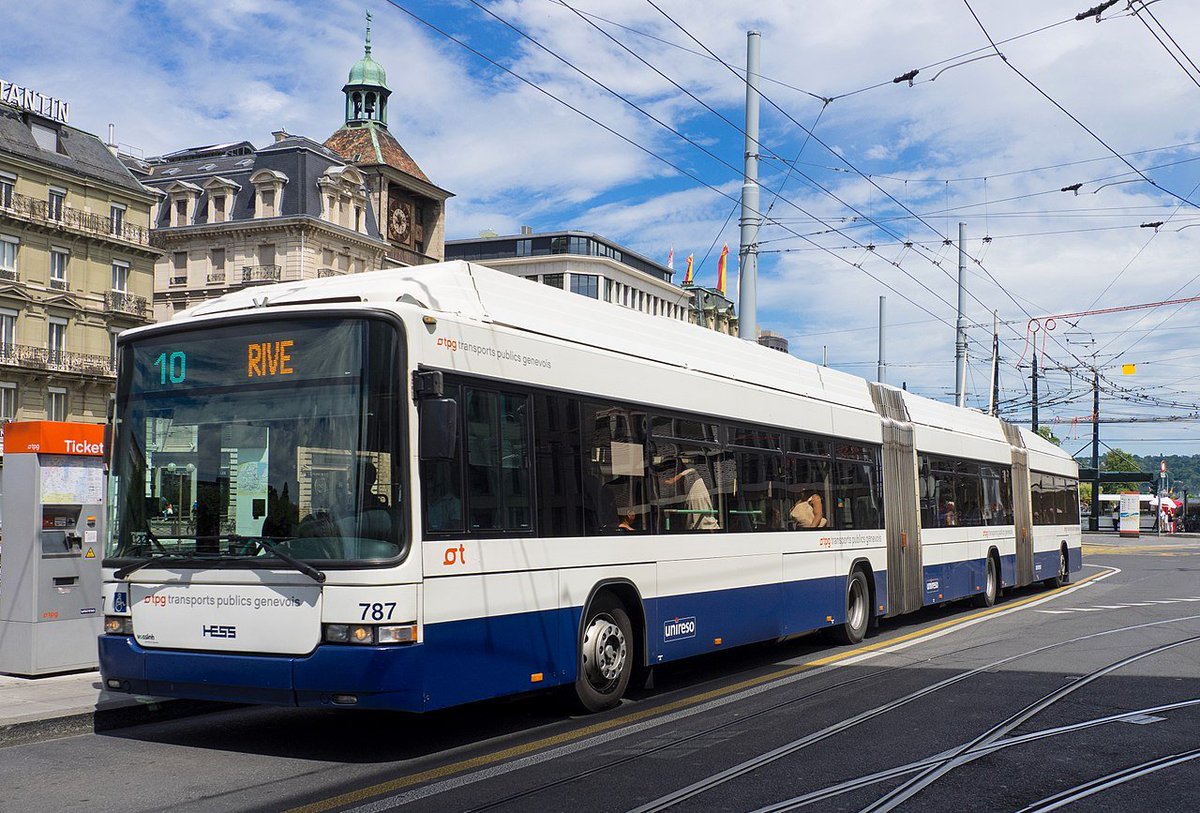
(389, 204), (411, 242)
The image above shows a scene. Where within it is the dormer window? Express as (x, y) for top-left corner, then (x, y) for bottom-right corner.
(249, 169), (288, 219)
(202, 177), (240, 224)
(30, 120), (60, 152)
(165, 180), (202, 227)
(317, 165), (368, 233)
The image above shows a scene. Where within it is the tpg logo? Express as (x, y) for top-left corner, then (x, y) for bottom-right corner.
(202, 625), (237, 639)
(663, 616), (696, 641)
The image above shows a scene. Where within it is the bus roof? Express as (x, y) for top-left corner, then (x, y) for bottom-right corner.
(150, 260), (1076, 475)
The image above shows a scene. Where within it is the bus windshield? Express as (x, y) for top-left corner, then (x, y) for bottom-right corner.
(106, 316), (404, 565)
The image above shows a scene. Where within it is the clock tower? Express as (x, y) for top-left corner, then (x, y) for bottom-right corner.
(325, 11), (453, 266)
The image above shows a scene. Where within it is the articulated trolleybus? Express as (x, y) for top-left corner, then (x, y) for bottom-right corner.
(101, 261), (1081, 712)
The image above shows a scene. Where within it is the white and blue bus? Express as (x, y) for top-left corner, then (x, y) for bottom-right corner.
(100, 262), (1081, 712)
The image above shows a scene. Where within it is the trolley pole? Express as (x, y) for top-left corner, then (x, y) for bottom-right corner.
(877, 295), (886, 383)
(1031, 349), (1039, 432)
(954, 222), (967, 407)
(737, 30), (761, 342)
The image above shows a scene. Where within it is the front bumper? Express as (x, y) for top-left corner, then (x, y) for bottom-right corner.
(99, 634), (425, 711)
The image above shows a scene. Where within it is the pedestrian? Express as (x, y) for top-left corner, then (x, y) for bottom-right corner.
(1111, 503), (1119, 532)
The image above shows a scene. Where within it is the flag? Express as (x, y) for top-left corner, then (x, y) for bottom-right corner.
(716, 243), (729, 295)
(667, 246), (674, 270)
(683, 254), (694, 285)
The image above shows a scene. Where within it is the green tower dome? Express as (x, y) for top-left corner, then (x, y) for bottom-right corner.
(348, 53), (388, 89)
(342, 11), (392, 127)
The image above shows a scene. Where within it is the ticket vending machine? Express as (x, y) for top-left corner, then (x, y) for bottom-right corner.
(0, 421), (106, 676)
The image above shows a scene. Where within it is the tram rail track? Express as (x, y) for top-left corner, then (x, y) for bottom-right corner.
(626, 612), (1200, 813)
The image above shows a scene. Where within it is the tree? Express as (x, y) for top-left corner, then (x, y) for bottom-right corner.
(1101, 447), (1144, 495)
(1036, 426), (1061, 446)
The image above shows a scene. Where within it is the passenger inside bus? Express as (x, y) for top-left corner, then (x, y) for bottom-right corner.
(790, 490), (827, 529)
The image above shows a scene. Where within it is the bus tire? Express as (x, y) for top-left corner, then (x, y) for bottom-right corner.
(1043, 546), (1069, 589)
(575, 593), (633, 712)
(973, 554), (998, 608)
(831, 569), (870, 646)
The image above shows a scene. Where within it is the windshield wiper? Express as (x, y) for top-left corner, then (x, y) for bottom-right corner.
(230, 535), (327, 584)
(113, 552), (234, 580)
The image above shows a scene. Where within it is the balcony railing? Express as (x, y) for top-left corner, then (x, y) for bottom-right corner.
(0, 343), (115, 377)
(0, 190), (151, 247)
(106, 290), (150, 319)
(317, 267), (342, 278)
(49, 277), (68, 291)
(207, 270), (226, 284)
(242, 264), (281, 285)
(0, 268), (16, 282)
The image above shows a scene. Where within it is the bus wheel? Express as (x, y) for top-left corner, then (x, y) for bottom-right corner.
(974, 556), (998, 608)
(575, 594), (633, 712)
(832, 570), (870, 645)
(1043, 547), (1069, 589)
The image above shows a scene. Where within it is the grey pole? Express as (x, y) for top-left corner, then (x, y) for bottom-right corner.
(988, 309), (999, 416)
(738, 30), (761, 342)
(877, 295), (886, 383)
(955, 222), (968, 407)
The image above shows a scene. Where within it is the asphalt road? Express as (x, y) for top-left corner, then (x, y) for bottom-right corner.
(3, 533), (1199, 813)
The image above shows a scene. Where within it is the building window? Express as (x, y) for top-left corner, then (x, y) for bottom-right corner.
(172, 251), (188, 286)
(209, 248), (225, 283)
(110, 203), (125, 235)
(260, 189), (276, 217)
(354, 205), (363, 232)
(0, 174), (13, 208)
(0, 309), (15, 356)
(174, 198), (188, 226)
(50, 249), (69, 289)
(542, 273), (564, 289)
(570, 274), (599, 299)
(0, 236), (17, 281)
(48, 320), (66, 365)
(516, 239), (532, 257)
(0, 382), (15, 420)
(111, 260), (129, 292)
(31, 121), (59, 152)
(109, 331), (119, 371)
(211, 194), (226, 223)
(47, 387), (66, 422)
(48, 189), (65, 221)
(260, 244), (277, 269)
(550, 236), (568, 254)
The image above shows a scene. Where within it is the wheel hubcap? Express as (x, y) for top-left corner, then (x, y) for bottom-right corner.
(849, 579), (866, 630)
(582, 615), (626, 689)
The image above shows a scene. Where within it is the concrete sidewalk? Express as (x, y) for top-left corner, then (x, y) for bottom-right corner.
(0, 669), (227, 747)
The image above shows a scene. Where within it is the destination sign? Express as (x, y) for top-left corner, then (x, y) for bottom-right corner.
(130, 320), (364, 394)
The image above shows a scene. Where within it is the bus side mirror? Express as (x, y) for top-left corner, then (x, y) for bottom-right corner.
(419, 398), (458, 461)
(104, 394), (116, 470)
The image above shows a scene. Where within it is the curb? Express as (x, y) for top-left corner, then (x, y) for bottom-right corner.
(0, 698), (240, 749)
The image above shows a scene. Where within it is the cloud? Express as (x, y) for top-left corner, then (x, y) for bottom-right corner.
(5, 0), (1199, 451)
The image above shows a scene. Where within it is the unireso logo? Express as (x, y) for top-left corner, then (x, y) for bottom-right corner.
(663, 616), (696, 641)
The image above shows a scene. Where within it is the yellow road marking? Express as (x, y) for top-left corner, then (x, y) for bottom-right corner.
(287, 568), (1106, 813)
(1084, 543), (1200, 556)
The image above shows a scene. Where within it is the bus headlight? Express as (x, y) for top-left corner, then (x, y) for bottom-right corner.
(323, 623), (416, 645)
(104, 616), (132, 635)
(377, 625), (417, 644)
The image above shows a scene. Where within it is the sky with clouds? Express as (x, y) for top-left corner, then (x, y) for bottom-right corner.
(5, 0), (1200, 458)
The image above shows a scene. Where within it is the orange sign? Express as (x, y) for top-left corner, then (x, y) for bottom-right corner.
(247, 340), (294, 378)
(2, 421), (105, 456)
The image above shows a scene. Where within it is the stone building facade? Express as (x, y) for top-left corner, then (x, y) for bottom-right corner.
(0, 92), (157, 437)
(129, 134), (391, 321)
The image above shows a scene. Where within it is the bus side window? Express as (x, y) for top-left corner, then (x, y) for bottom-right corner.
(582, 402), (649, 535)
(421, 384), (464, 533)
(533, 392), (584, 537)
